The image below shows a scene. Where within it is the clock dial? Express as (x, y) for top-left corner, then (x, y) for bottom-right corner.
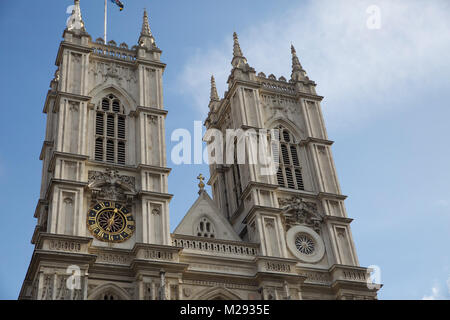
(87, 201), (135, 243)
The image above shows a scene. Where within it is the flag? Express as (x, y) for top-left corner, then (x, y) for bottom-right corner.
(110, 0), (124, 11)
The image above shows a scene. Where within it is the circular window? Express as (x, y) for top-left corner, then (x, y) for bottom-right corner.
(286, 226), (325, 263)
(295, 234), (315, 255)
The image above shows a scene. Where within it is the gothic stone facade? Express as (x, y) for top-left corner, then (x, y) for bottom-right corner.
(19, 1), (379, 300)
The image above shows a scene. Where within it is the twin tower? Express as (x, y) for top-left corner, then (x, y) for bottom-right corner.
(19, 1), (379, 300)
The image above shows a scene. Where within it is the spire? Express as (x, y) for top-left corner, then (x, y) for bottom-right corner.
(290, 44), (308, 81)
(233, 32), (244, 57)
(210, 75), (220, 102)
(138, 9), (155, 48)
(67, 0), (86, 32)
(231, 32), (248, 69)
(141, 9), (153, 37)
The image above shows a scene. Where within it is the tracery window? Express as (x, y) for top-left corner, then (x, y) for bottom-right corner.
(274, 126), (304, 190)
(95, 94), (126, 165)
(196, 217), (216, 238)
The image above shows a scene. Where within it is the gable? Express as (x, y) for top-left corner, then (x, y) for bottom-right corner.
(173, 191), (241, 241)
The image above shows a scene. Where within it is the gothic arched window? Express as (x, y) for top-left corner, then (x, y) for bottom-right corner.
(95, 94), (126, 165)
(274, 126), (304, 190)
(196, 217), (216, 238)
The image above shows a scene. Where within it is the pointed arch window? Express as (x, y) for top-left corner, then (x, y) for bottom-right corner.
(274, 126), (305, 190)
(95, 94), (126, 165)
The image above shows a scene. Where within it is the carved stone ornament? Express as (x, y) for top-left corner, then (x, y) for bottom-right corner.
(278, 196), (322, 234)
(88, 168), (136, 202)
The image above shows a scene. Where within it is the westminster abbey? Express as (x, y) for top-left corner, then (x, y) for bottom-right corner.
(19, 1), (379, 300)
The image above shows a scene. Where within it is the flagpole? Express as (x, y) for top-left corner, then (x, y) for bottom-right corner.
(104, 0), (107, 43)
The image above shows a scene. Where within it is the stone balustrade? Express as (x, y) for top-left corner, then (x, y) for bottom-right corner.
(91, 43), (137, 62)
(172, 234), (259, 257)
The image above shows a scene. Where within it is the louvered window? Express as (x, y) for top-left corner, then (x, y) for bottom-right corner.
(274, 126), (305, 190)
(94, 94), (126, 165)
(232, 139), (243, 207)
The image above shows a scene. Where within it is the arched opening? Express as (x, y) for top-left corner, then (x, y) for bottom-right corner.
(87, 283), (131, 300)
(274, 125), (304, 190)
(94, 94), (127, 165)
(193, 287), (242, 300)
(196, 217), (216, 238)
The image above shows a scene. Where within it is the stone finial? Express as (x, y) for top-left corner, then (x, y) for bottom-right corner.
(141, 9), (153, 36)
(231, 32), (250, 69)
(233, 32), (244, 57)
(138, 9), (155, 48)
(197, 174), (205, 193)
(290, 44), (308, 81)
(291, 45), (303, 70)
(210, 75), (220, 102)
(67, 0), (86, 32)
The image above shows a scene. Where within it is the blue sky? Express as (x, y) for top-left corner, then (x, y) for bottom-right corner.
(0, 0), (449, 300)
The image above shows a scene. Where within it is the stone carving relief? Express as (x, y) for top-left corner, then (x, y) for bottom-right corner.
(89, 61), (138, 99)
(183, 287), (192, 298)
(41, 274), (53, 300)
(88, 168), (135, 203)
(278, 196), (322, 234)
(260, 94), (299, 124)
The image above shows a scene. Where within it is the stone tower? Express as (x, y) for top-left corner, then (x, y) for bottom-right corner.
(20, 1), (379, 300)
(203, 33), (380, 299)
(20, 1), (174, 300)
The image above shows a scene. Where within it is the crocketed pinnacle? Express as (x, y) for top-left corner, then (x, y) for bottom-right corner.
(141, 9), (153, 36)
(231, 32), (248, 69)
(233, 32), (243, 57)
(138, 9), (155, 48)
(291, 45), (303, 71)
(67, 0), (86, 32)
(290, 44), (308, 81)
(210, 75), (220, 102)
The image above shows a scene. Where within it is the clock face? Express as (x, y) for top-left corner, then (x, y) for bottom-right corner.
(87, 201), (135, 243)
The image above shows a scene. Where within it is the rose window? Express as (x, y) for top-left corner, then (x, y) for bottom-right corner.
(295, 234), (315, 255)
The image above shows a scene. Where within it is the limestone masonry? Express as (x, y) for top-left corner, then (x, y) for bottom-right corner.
(19, 0), (380, 300)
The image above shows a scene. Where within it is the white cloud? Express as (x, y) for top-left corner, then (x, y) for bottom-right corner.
(179, 0), (450, 132)
(422, 286), (440, 300)
(422, 278), (450, 300)
(447, 276), (450, 294)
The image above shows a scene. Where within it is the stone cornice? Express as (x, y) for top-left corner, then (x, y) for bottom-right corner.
(56, 40), (92, 66)
(44, 178), (88, 201)
(137, 190), (174, 200)
(241, 205), (283, 224)
(132, 242), (183, 255)
(134, 58), (166, 70)
(299, 137), (334, 146)
(296, 92), (324, 102)
(130, 105), (168, 117)
(43, 90), (57, 114)
(39, 140), (54, 161)
(33, 199), (48, 219)
(52, 92), (92, 113)
(137, 164), (171, 174)
(324, 216), (353, 224)
(317, 192), (347, 201)
(240, 182), (279, 201)
(130, 259), (188, 274)
(48, 151), (89, 172)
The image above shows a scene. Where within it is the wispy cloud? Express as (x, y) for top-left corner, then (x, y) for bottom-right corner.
(422, 286), (440, 300)
(179, 0), (450, 131)
(422, 278), (450, 300)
